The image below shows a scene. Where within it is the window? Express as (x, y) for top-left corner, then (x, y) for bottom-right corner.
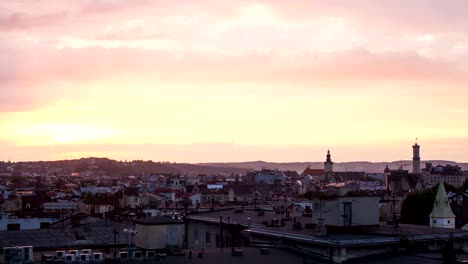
(448, 220), (451, 224)
(7, 224), (20, 231)
(206, 232), (211, 244)
(194, 228), (199, 241)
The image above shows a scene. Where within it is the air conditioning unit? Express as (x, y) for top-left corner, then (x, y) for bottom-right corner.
(41, 254), (54, 262)
(21, 246), (33, 262)
(14, 247), (24, 262)
(81, 249), (92, 256)
(68, 249), (79, 257)
(79, 253), (90, 262)
(3, 247), (12, 256)
(119, 251), (128, 259)
(133, 251), (143, 259)
(64, 254), (76, 262)
(3, 247), (12, 262)
(93, 252), (104, 262)
(3, 247), (22, 263)
(146, 251), (156, 258)
(56, 250), (66, 259)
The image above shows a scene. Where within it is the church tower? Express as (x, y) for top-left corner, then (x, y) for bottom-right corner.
(324, 150), (333, 174)
(412, 140), (421, 174)
(429, 182), (455, 229)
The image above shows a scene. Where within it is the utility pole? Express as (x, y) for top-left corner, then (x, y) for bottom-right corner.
(113, 226), (118, 259)
(220, 216), (224, 249)
(391, 193), (398, 229)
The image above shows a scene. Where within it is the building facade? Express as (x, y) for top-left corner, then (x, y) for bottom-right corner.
(135, 216), (184, 250)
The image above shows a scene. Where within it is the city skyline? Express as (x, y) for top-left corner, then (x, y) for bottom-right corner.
(2, 0), (468, 162)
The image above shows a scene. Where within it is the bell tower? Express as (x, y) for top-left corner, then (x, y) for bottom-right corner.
(412, 139), (421, 174)
(324, 150), (333, 174)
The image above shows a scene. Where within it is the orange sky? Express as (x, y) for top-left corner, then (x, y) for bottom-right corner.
(1, 0), (468, 162)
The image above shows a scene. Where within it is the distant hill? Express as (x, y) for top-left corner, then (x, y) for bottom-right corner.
(199, 160), (468, 173)
(3, 158), (467, 176)
(2, 158), (249, 177)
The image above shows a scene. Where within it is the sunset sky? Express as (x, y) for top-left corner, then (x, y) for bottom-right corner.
(1, 0), (468, 162)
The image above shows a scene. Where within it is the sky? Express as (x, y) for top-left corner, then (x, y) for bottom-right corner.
(1, 0), (468, 163)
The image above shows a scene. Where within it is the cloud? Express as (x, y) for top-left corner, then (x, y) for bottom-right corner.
(262, 0), (468, 33)
(1, 44), (466, 84)
(1, 0), (468, 113)
(95, 24), (167, 41)
(1, 43), (466, 112)
(95, 31), (166, 41)
(0, 95), (44, 112)
(80, 0), (151, 15)
(0, 11), (68, 31)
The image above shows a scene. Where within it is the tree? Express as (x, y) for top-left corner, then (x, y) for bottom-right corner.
(462, 179), (468, 191)
(400, 188), (436, 225)
(400, 182), (457, 225)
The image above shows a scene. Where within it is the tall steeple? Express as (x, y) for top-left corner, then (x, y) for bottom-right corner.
(324, 149), (333, 174)
(429, 182), (455, 229)
(412, 139), (421, 174)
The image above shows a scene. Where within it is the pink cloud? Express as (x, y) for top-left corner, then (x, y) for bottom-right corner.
(2, 44), (466, 112)
(0, 11), (68, 31)
(261, 0), (468, 32)
(2, 45), (464, 83)
(80, 0), (151, 15)
(1, 0), (468, 112)
(95, 26), (167, 41)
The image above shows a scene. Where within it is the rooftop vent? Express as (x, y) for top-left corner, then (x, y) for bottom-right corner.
(293, 222), (302, 230)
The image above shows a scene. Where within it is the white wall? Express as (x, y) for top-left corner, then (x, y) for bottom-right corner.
(135, 224), (184, 249)
(430, 217), (455, 229)
(0, 214), (56, 231)
(308, 196), (379, 226)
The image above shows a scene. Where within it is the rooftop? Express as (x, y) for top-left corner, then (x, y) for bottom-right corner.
(165, 246), (451, 264)
(0, 215), (131, 250)
(134, 216), (183, 225)
(167, 248), (305, 264)
(187, 208), (468, 247)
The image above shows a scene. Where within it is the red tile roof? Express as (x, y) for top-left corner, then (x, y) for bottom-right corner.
(301, 168), (324, 176)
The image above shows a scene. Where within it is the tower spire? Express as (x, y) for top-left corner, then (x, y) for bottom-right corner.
(324, 149), (333, 173)
(429, 183), (455, 228)
(412, 140), (421, 174)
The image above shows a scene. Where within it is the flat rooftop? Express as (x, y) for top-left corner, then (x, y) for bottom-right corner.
(167, 248), (305, 264)
(166, 247), (454, 264)
(188, 209), (468, 247)
(0, 216), (131, 250)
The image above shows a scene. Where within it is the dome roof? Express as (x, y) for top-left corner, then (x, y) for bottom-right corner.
(293, 180), (302, 187)
(303, 175), (314, 184)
